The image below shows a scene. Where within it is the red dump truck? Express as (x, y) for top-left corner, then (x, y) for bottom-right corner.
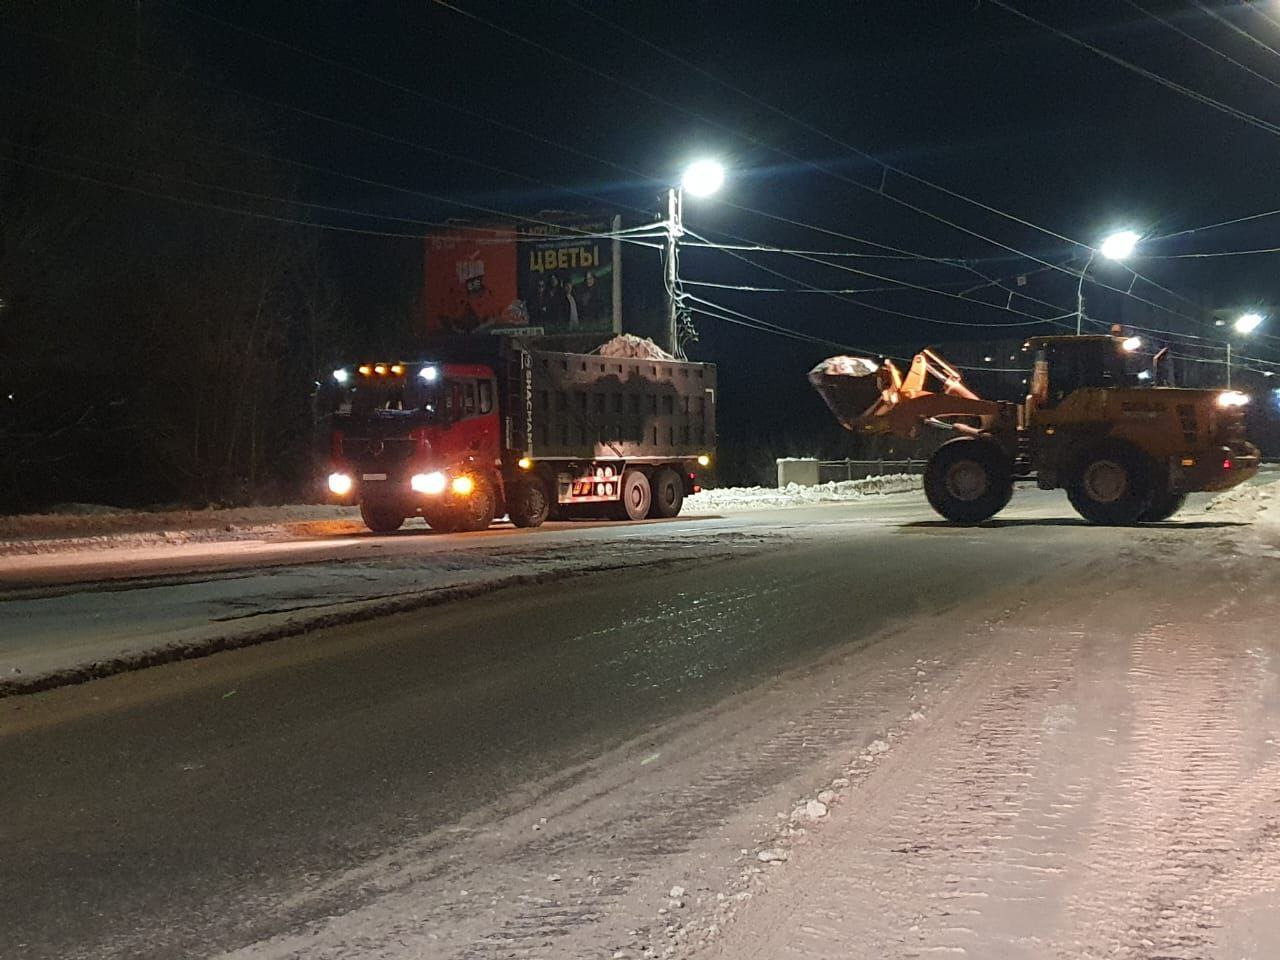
(315, 338), (716, 533)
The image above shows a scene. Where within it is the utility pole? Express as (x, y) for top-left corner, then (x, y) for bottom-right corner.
(663, 186), (683, 358)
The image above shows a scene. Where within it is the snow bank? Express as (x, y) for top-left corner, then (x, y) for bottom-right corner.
(0, 504), (361, 555)
(685, 474), (921, 511)
(1205, 478), (1280, 524)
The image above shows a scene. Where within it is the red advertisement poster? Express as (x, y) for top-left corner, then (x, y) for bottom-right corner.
(423, 227), (521, 335)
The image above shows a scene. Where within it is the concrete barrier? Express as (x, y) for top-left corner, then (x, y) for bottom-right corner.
(776, 458), (820, 487)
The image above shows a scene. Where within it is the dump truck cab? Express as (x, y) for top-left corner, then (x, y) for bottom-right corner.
(317, 361), (504, 533)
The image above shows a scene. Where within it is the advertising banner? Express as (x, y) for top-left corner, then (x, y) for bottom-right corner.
(423, 227), (520, 335)
(425, 215), (620, 337)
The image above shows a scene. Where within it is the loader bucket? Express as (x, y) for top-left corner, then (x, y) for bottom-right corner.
(808, 356), (885, 431)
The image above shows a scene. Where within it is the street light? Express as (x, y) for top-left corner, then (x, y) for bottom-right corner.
(681, 159), (725, 198)
(664, 159), (726, 356)
(1077, 229), (1140, 335)
(1235, 312), (1264, 335)
(1226, 312), (1265, 387)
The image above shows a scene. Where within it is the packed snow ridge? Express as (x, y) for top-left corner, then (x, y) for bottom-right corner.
(1206, 477), (1280, 524)
(685, 475), (921, 511)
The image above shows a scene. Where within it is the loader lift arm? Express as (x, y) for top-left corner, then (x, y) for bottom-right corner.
(809, 348), (1014, 439)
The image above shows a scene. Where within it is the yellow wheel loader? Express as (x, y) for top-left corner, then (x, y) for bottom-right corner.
(810, 335), (1259, 525)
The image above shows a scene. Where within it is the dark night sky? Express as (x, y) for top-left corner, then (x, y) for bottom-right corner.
(10, 0), (1280, 458)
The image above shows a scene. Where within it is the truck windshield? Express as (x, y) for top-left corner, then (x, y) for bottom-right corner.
(328, 377), (441, 425)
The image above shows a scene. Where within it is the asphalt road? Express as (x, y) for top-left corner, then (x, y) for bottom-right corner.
(2, 489), (1277, 959)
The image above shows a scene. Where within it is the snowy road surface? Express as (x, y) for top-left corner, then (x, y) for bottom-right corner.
(3, 485), (1280, 959)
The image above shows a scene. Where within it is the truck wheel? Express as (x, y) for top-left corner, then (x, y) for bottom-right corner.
(360, 502), (404, 534)
(508, 476), (551, 528)
(457, 475), (497, 532)
(1067, 442), (1153, 525)
(648, 467), (684, 518)
(425, 509), (461, 533)
(923, 438), (1014, 524)
(612, 468), (651, 521)
(1138, 489), (1186, 523)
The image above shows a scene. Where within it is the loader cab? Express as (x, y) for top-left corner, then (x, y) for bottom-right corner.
(1023, 335), (1143, 410)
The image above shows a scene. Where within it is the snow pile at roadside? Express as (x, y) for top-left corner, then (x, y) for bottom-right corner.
(0, 503), (361, 554)
(1205, 478), (1280, 524)
(685, 474), (921, 511)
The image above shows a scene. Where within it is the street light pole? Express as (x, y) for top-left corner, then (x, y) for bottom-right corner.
(1227, 312), (1265, 388)
(664, 158), (724, 359)
(663, 185), (684, 358)
(1078, 230), (1140, 335)
(1075, 249), (1096, 336)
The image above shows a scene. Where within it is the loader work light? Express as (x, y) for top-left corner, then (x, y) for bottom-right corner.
(451, 475), (475, 496)
(418, 366), (438, 382)
(333, 368), (349, 384)
(328, 472), (353, 495)
(1217, 390), (1250, 408)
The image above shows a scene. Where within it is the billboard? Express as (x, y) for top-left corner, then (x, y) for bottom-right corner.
(425, 215), (621, 337)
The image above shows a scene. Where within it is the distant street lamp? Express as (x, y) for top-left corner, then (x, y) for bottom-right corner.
(665, 159), (726, 357)
(1226, 312), (1265, 387)
(1077, 229), (1140, 335)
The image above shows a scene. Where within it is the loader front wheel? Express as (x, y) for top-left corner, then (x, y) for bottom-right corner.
(1067, 442), (1153, 525)
(924, 438), (1014, 524)
(1139, 488), (1187, 523)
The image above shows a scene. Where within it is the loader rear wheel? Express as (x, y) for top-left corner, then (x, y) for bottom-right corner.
(1067, 442), (1153, 525)
(1138, 489), (1186, 523)
(924, 438), (1014, 524)
(612, 468), (651, 521)
(648, 467), (684, 519)
(360, 502), (404, 534)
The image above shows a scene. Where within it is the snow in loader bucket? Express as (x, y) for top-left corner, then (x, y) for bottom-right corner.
(808, 356), (884, 431)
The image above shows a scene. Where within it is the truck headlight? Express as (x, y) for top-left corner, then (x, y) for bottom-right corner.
(328, 472), (353, 495)
(1217, 390), (1250, 408)
(411, 471), (447, 494)
(451, 475), (475, 496)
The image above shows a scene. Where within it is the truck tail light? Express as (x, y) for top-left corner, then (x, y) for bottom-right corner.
(1223, 458), (1233, 470)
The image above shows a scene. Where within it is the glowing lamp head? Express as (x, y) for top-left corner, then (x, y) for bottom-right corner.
(390, 364), (404, 375)
(1099, 230), (1140, 261)
(332, 368), (349, 384)
(374, 364), (387, 376)
(1121, 336), (1142, 352)
(327, 472), (353, 496)
(1217, 390), (1250, 408)
(358, 365), (372, 376)
(697, 454), (711, 467)
(681, 158), (725, 198)
(450, 475), (475, 496)
(517, 457), (532, 470)
(411, 471), (447, 495)
(1235, 312), (1264, 334)
(418, 365), (438, 382)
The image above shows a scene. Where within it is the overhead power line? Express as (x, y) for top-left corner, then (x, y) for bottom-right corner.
(989, 0), (1280, 137)
(1121, 0), (1280, 94)
(153, 3), (1230, 342)
(684, 228), (1076, 332)
(563, 0), (1087, 252)
(1152, 205), (1280, 240)
(1192, 0), (1280, 61)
